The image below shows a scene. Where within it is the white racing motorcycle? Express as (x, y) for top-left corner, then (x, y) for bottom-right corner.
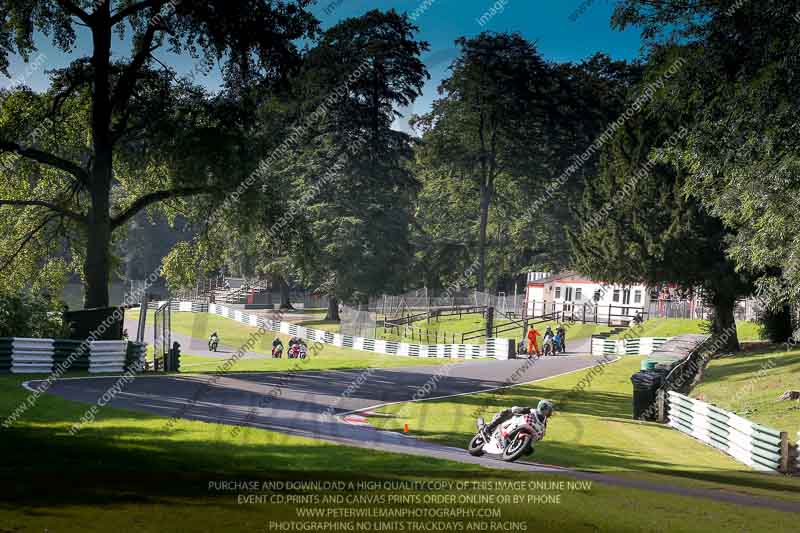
(468, 410), (545, 462)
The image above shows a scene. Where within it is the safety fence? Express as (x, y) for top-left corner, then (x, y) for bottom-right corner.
(0, 338), (145, 374)
(160, 301), (512, 359)
(171, 301), (209, 313)
(667, 391), (793, 473)
(795, 433), (799, 474)
(591, 336), (670, 356)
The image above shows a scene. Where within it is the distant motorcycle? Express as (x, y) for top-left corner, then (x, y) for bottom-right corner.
(208, 336), (219, 352)
(542, 337), (555, 357)
(468, 411), (544, 462)
(288, 342), (308, 359)
(288, 344), (300, 359)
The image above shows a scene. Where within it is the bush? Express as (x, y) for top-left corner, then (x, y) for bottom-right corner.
(0, 290), (69, 338)
(757, 305), (794, 343)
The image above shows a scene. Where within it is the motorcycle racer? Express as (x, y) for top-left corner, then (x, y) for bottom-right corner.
(480, 399), (554, 440)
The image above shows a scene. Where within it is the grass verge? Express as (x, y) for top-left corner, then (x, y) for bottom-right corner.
(0, 374), (796, 532)
(609, 318), (762, 341)
(129, 310), (460, 373)
(692, 348), (800, 429)
(370, 352), (800, 504)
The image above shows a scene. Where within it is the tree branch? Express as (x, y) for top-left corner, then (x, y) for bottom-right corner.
(0, 214), (59, 274)
(0, 140), (90, 186)
(0, 199), (87, 223)
(110, 0), (162, 25)
(111, 185), (216, 229)
(111, 2), (166, 137)
(56, 0), (94, 25)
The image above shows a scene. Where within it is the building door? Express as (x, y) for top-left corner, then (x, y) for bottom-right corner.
(622, 288), (631, 315)
(563, 287), (573, 317)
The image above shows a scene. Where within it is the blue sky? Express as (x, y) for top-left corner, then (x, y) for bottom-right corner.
(1, 0), (643, 129)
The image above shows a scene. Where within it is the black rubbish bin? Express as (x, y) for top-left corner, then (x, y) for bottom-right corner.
(630, 370), (665, 421)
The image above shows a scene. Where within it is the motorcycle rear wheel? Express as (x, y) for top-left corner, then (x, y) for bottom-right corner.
(502, 430), (533, 462)
(467, 434), (486, 456)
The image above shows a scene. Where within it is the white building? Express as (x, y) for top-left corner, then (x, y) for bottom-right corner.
(524, 272), (651, 324)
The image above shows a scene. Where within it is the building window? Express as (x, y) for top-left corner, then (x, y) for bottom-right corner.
(555, 287), (561, 299)
(575, 288), (582, 301)
(593, 290), (601, 302)
(634, 290), (642, 304)
(565, 287), (573, 301)
(613, 289), (620, 303)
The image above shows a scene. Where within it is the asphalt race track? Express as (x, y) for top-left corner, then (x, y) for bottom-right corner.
(25, 355), (800, 513)
(28, 356), (597, 454)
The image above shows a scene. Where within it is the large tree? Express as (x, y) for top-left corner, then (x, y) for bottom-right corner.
(279, 10), (429, 320)
(411, 50), (640, 295)
(609, 1), (800, 314)
(570, 95), (752, 351)
(413, 33), (561, 292)
(0, 0), (317, 308)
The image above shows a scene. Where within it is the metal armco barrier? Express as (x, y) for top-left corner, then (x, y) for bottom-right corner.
(667, 391), (792, 473)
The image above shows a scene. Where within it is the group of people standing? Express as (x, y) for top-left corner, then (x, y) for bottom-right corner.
(523, 325), (566, 357)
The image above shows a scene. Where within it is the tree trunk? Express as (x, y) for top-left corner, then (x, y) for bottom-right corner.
(326, 297), (340, 322)
(278, 277), (294, 310)
(83, 153), (113, 309)
(708, 293), (739, 353)
(477, 182), (491, 293)
(84, 8), (113, 310)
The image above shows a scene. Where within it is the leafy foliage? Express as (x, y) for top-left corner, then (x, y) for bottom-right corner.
(570, 103), (751, 351)
(277, 10), (429, 305)
(412, 42), (641, 294)
(610, 0), (800, 310)
(0, 289), (68, 338)
(413, 32), (557, 292)
(0, 1), (318, 307)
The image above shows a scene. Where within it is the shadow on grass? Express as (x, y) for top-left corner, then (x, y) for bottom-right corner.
(391, 421), (800, 497)
(701, 351), (800, 382)
(0, 421), (507, 508)
(434, 384), (634, 420)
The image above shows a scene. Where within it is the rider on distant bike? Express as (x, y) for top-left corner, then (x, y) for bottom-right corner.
(208, 331), (219, 349)
(542, 326), (556, 356)
(481, 399), (555, 440)
(272, 337), (284, 358)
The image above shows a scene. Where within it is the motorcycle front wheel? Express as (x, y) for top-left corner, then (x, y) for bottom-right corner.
(501, 430), (533, 462)
(467, 434), (486, 456)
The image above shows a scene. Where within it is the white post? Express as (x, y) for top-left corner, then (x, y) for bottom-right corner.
(513, 283), (517, 316)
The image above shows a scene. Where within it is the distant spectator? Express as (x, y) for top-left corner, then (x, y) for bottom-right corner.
(527, 327), (541, 356)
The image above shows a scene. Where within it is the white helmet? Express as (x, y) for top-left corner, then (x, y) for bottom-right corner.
(537, 399), (555, 417)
